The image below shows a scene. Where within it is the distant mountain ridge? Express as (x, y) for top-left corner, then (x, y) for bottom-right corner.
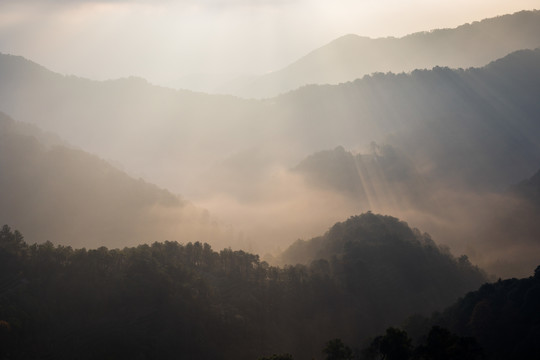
(2, 48), (540, 195)
(233, 10), (540, 98)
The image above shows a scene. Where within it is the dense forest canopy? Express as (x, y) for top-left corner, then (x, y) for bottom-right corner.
(401, 266), (540, 359)
(0, 213), (487, 359)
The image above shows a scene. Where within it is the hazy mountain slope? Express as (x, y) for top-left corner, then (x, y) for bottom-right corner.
(281, 49), (540, 191)
(1, 49), (540, 195)
(512, 168), (540, 207)
(0, 53), (270, 194)
(480, 168), (540, 276)
(0, 113), (227, 249)
(235, 10), (540, 98)
(293, 145), (426, 211)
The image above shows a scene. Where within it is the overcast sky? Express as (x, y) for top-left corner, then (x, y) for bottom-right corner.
(0, 0), (538, 85)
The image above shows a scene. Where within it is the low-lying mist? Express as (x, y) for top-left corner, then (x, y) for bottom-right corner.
(187, 143), (540, 278)
(193, 166), (362, 256)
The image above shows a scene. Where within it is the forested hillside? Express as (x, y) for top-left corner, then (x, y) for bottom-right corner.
(399, 267), (540, 359)
(0, 213), (486, 359)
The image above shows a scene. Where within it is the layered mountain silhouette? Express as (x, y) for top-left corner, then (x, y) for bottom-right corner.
(231, 10), (540, 98)
(283, 48), (540, 191)
(2, 8), (540, 360)
(2, 38), (540, 277)
(1, 48), (540, 196)
(0, 52), (267, 194)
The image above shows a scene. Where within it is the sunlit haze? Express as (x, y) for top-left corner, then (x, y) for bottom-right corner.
(3, 2), (540, 357)
(0, 0), (537, 86)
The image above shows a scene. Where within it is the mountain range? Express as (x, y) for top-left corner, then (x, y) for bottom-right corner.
(2, 47), (540, 275)
(224, 10), (540, 98)
(1, 8), (540, 359)
(1, 11), (540, 277)
(2, 48), (540, 194)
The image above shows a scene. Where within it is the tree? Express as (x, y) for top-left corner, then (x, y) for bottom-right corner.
(365, 328), (412, 360)
(413, 326), (484, 360)
(323, 338), (353, 360)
